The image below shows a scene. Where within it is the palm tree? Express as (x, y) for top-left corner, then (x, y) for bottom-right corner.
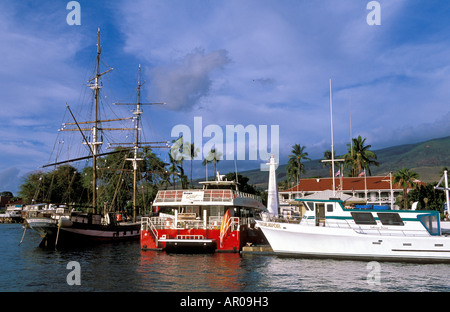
(287, 144), (310, 187)
(167, 152), (179, 190)
(202, 158), (212, 181)
(394, 168), (419, 209)
(206, 147), (222, 179)
(344, 135), (379, 177)
(170, 135), (190, 189)
(186, 142), (200, 187)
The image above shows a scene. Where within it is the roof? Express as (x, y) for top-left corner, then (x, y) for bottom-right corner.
(300, 190), (365, 203)
(281, 176), (425, 193)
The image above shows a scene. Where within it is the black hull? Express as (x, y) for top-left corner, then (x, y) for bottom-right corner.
(40, 221), (141, 248)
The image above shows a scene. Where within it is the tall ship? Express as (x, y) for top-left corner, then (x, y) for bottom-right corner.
(140, 173), (267, 253)
(26, 29), (167, 248)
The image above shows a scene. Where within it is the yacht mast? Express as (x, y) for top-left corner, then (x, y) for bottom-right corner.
(322, 78), (344, 196)
(329, 78), (336, 195)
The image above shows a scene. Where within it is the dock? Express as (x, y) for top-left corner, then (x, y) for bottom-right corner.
(0, 214), (22, 224)
(240, 245), (273, 255)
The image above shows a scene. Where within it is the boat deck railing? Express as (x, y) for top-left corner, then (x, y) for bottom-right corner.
(141, 215), (244, 232)
(154, 189), (261, 204)
(264, 214), (430, 237)
(26, 209), (70, 220)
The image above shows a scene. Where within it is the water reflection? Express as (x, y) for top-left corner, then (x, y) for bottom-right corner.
(2, 224), (450, 292)
(138, 251), (244, 291)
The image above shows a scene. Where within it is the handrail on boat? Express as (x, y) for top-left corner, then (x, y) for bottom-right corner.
(141, 217), (159, 245)
(142, 215), (242, 231)
(153, 189), (262, 204)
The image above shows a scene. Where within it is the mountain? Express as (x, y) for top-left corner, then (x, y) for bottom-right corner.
(236, 136), (450, 189)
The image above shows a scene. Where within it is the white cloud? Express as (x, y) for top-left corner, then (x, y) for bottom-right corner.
(150, 48), (230, 111)
(0, 167), (23, 194)
(2, 0), (450, 192)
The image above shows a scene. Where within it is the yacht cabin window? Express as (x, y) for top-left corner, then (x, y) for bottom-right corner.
(418, 214), (440, 235)
(305, 202), (314, 211)
(327, 204), (333, 212)
(351, 212), (377, 225)
(377, 213), (404, 226)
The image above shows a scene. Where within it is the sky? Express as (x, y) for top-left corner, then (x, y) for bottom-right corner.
(1, 0), (450, 194)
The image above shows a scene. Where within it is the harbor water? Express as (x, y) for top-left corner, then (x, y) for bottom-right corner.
(1, 223), (449, 292)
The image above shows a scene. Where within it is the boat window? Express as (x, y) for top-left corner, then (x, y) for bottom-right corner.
(305, 202), (314, 211)
(327, 204), (333, 212)
(351, 212), (377, 225)
(418, 214), (440, 235)
(377, 213), (404, 226)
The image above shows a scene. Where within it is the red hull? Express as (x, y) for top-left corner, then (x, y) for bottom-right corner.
(141, 225), (259, 253)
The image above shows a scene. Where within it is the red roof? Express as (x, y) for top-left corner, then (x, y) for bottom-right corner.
(281, 176), (425, 193)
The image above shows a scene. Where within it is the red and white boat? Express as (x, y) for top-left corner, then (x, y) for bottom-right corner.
(140, 176), (267, 253)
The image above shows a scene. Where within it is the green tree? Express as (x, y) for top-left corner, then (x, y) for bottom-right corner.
(287, 144), (310, 187)
(344, 135), (379, 176)
(185, 142), (200, 187)
(19, 165), (88, 206)
(0, 191), (13, 197)
(170, 135), (188, 187)
(19, 171), (47, 204)
(206, 147), (222, 179)
(97, 149), (135, 212)
(168, 152), (180, 189)
(394, 168), (420, 209)
(407, 182), (445, 212)
(202, 157), (213, 181)
(224, 173), (257, 194)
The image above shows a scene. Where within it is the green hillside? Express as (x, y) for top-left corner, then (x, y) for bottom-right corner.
(238, 136), (450, 189)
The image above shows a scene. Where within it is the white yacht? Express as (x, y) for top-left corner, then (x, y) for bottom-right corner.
(257, 197), (450, 262)
(256, 157), (450, 263)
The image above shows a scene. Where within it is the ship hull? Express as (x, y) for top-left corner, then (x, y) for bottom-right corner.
(26, 217), (58, 237)
(140, 225), (265, 253)
(257, 220), (450, 263)
(39, 220), (140, 248)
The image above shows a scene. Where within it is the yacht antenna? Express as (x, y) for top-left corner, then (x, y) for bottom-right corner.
(322, 78), (345, 196)
(435, 170), (450, 219)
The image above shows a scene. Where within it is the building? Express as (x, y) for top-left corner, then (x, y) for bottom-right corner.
(278, 175), (425, 215)
(0, 196), (11, 209)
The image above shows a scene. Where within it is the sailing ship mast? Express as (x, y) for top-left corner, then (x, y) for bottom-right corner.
(113, 65), (166, 222)
(46, 28), (132, 213)
(87, 28), (116, 214)
(44, 29), (168, 220)
(91, 28), (101, 213)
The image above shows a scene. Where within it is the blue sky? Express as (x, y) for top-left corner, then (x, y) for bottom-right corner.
(1, 0), (450, 194)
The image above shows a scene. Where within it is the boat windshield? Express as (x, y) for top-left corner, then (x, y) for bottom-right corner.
(418, 214), (440, 235)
